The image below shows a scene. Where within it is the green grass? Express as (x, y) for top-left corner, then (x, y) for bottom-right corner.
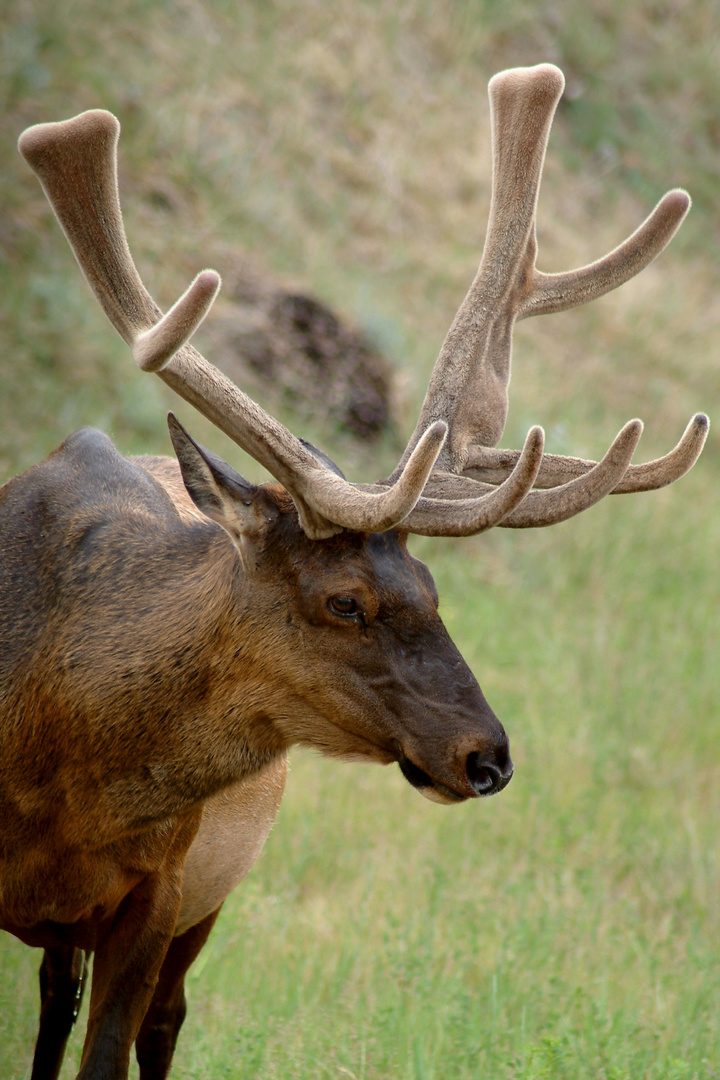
(1, 0), (719, 1077)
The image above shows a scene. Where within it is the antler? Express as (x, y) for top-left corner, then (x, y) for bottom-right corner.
(18, 64), (707, 540)
(392, 63), (708, 534)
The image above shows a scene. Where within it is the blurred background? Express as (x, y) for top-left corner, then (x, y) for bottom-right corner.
(0, 1), (718, 1077)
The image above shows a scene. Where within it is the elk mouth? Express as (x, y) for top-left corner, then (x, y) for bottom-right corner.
(399, 752), (513, 804)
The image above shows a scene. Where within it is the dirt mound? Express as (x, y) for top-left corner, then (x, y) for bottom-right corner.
(200, 258), (394, 440)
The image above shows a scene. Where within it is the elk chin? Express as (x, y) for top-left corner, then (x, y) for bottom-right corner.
(416, 782), (469, 806)
(398, 757), (469, 804)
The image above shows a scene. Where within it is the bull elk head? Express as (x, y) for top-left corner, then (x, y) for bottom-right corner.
(3, 64), (708, 1080)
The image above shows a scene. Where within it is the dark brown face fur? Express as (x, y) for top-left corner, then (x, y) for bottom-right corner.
(213, 482), (513, 804)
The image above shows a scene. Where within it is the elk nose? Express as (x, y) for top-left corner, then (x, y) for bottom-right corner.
(466, 746), (514, 796)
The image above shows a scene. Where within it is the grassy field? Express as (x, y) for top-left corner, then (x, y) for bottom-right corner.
(1, 1), (718, 1077)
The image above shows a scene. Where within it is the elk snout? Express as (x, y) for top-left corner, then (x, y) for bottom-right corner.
(399, 735), (514, 804)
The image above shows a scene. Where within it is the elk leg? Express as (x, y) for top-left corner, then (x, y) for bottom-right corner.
(31, 946), (88, 1080)
(135, 907), (222, 1080)
(77, 816), (199, 1080)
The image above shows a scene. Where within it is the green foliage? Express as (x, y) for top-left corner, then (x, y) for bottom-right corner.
(0, 1), (718, 1077)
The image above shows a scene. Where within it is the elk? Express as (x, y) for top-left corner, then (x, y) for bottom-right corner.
(0, 63), (708, 1080)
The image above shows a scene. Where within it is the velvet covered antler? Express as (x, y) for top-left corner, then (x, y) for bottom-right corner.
(18, 63), (708, 539)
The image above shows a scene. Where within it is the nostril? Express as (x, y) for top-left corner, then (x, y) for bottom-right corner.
(496, 739), (512, 774)
(466, 751), (514, 796)
(466, 754), (500, 794)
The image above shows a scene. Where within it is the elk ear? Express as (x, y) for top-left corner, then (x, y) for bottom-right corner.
(167, 413), (269, 540)
(299, 438), (346, 480)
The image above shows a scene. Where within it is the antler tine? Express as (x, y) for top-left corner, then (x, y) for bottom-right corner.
(464, 412), (709, 494)
(394, 425), (545, 536)
(520, 188), (691, 318)
(486, 419), (643, 528)
(18, 110), (445, 540)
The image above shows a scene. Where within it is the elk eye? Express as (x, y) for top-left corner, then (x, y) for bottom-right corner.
(328, 596), (359, 618)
